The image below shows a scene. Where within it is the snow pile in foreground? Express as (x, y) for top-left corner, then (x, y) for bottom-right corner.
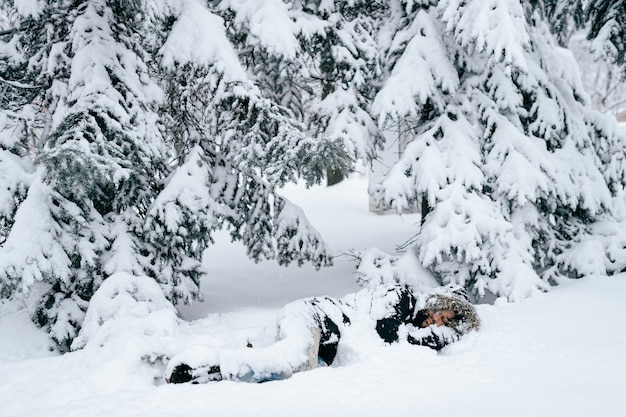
(0, 274), (625, 417)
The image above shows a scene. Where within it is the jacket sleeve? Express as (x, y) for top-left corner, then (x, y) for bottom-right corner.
(406, 326), (462, 351)
(373, 285), (418, 343)
(375, 317), (403, 343)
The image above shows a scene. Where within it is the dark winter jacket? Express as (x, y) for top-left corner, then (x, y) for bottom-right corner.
(375, 284), (481, 350)
(312, 284), (480, 366)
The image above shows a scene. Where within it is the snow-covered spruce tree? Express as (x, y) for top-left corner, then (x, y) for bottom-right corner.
(0, 2), (49, 253)
(216, 0), (309, 120)
(540, 0), (586, 46)
(0, 0), (173, 350)
(569, 32), (626, 115)
(367, 0), (626, 301)
(542, 0), (626, 133)
(0, 0), (340, 350)
(586, 0), (626, 68)
(543, 0), (626, 68)
(149, 0), (337, 271)
(216, 0), (384, 184)
(295, 0), (386, 169)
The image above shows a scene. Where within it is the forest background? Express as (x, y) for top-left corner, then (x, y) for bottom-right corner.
(0, 2), (626, 413)
(1, 0), (626, 415)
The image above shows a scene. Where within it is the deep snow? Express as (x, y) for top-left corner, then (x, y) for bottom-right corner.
(1, 174), (625, 417)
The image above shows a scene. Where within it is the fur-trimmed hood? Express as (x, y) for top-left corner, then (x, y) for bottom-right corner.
(423, 287), (481, 334)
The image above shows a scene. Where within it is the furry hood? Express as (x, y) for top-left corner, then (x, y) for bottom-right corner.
(423, 288), (481, 334)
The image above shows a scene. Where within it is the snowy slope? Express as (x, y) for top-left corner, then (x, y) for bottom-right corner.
(1, 175), (625, 417)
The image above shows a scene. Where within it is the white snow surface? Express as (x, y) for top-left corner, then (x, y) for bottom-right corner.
(1, 175), (625, 416)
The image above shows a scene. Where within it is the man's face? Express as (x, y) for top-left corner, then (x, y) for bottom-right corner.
(420, 309), (455, 327)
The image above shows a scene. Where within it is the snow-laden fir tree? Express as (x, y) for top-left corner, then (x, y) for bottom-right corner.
(569, 32), (626, 115)
(367, 0), (626, 301)
(294, 0), (386, 167)
(544, 0), (625, 68)
(216, 0), (384, 183)
(585, 0), (626, 68)
(542, 0), (626, 113)
(0, 0), (342, 350)
(0, 0), (173, 350)
(3, 0), (625, 349)
(149, 0), (336, 271)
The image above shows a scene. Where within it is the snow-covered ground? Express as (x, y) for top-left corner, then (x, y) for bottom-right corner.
(1, 175), (625, 417)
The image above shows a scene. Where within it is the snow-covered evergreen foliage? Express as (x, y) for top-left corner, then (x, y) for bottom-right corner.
(367, 0), (626, 301)
(72, 272), (179, 350)
(217, 0), (383, 172)
(0, 0), (342, 350)
(152, 0), (337, 270)
(582, 0), (626, 68)
(2, 0), (626, 349)
(569, 31), (626, 115)
(1, 0), (165, 350)
(543, 0), (626, 69)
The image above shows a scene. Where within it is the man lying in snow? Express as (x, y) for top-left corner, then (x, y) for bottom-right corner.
(165, 283), (481, 384)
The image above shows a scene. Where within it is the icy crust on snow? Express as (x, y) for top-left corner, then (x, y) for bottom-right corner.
(72, 272), (179, 350)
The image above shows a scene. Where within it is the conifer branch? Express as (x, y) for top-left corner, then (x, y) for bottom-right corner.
(0, 27), (17, 37)
(0, 22), (27, 38)
(0, 76), (41, 89)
